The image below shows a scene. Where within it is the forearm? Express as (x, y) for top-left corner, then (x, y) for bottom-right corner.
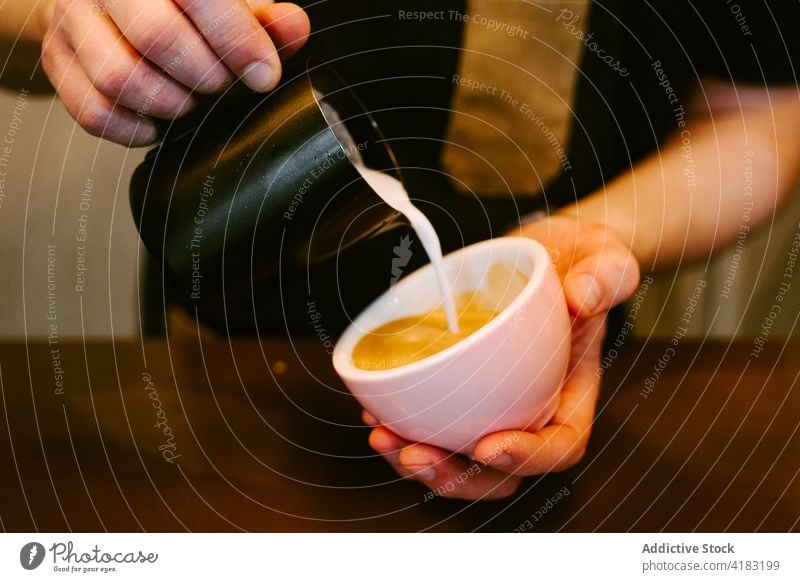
(562, 85), (800, 271)
(0, 1), (53, 92)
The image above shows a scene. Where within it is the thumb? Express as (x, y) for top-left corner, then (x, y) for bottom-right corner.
(250, 2), (311, 61)
(563, 241), (640, 318)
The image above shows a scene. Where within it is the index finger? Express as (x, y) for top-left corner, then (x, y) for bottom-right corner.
(176, 0), (282, 92)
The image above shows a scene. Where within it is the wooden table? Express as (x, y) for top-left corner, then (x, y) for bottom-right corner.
(1, 336), (798, 532)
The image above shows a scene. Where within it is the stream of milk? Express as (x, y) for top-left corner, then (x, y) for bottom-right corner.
(353, 164), (459, 333)
(319, 95), (459, 333)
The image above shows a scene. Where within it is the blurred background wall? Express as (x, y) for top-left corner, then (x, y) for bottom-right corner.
(0, 87), (798, 340)
(633, 183), (800, 341)
(0, 88), (145, 338)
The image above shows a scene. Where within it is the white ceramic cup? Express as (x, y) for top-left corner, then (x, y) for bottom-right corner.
(333, 237), (571, 454)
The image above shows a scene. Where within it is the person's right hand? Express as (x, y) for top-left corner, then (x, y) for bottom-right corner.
(39, 0), (310, 146)
(364, 214), (641, 500)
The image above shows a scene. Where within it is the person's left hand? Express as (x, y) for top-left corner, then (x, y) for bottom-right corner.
(39, 0), (310, 145)
(363, 214), (641, 500)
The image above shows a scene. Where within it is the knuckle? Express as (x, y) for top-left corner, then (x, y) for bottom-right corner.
(75, 102), (112, 136)
(214, 29), (253, 60)
(160, 35), (193, 66)
(134, 20), (179, 57)
(195, 70), (230, 94)
(207, 20), (263, 61)
(88, 0), (106, 16)
(94, 68), (133, 99)
(175, 0), (204, 11)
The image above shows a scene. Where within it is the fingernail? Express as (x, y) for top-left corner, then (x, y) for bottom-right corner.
(489, 453), (514, 468)
(573, 273), (601, 314)
(405, 465), (437, 481)
(241, 62), (276, 92)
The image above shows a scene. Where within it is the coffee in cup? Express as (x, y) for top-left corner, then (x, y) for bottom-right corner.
(352, 264), (529, 371)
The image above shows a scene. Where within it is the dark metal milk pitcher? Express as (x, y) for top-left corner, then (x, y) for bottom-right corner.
(130, 63), (403, 326)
